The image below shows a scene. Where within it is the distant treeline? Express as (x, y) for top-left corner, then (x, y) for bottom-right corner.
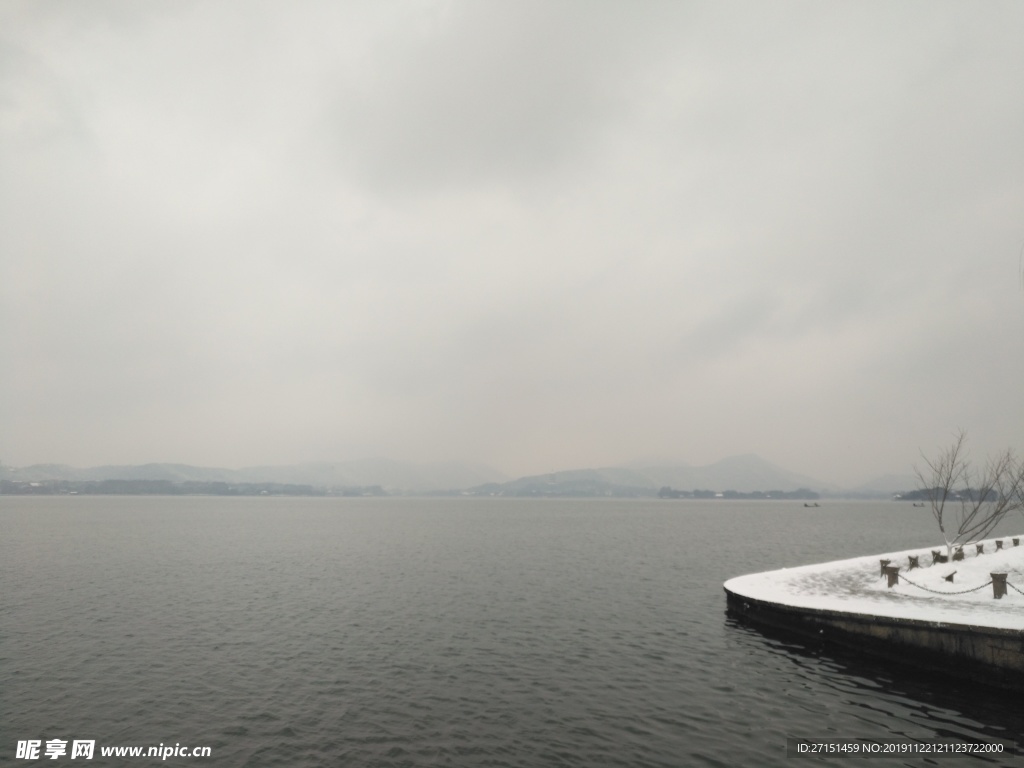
(0, 479), (387, 497)
(897, 487), (999, 502)
(657, 486), (820, 500)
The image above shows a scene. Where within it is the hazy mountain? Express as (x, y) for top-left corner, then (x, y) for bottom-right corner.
(626, 454), (836, 493)
(468, 454), (834, 497)
(78, 464), (237, 482)
(475, 468), (656, 498)
(2, 455), (900, 497)
(2, 459), (507, 493)
(233, 459), (507, 492)
(1, 463), (82, 481)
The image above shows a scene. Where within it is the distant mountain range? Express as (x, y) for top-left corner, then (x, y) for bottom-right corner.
(0, 456), (917, 499)
(0, 459), (508, 493)
(0, 455), (918, 497)
(465, 454), (839, 498)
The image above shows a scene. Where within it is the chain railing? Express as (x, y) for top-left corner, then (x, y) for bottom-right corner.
(876, 537), (1022, 599)
(896, 573), (994, 596)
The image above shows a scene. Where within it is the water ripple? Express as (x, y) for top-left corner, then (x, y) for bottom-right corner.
(3, 497), (1021, 766)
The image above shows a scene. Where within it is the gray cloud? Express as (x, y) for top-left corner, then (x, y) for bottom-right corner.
(327, 1), (684, 192)
(1, 1), (1022, 486)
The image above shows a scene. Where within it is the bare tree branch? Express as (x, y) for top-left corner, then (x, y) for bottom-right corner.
(915, 431), (1022, 558)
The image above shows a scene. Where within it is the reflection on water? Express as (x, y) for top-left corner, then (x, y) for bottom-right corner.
(725, 612), (1023, 763)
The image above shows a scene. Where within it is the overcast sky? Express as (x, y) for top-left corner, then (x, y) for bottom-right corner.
(2, 0), (1022, 486)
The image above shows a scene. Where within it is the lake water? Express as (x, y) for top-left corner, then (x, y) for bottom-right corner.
(3, 496), (1022, 767)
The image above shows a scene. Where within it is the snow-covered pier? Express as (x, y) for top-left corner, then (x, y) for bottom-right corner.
(724, 536), (1024, 689)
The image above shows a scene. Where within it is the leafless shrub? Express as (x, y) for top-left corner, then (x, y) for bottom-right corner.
(915, 430), (1024, 559)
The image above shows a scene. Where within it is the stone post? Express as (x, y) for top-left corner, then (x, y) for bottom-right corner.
(882, 566), (900, 588)
(992, 573), (1007, 599)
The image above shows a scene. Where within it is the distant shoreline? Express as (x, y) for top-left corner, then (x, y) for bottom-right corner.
(1, 478), (910, 500)
(0, 479), (385, 497)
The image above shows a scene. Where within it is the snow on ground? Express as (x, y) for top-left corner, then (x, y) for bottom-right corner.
(724, 535), (1024, 630)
